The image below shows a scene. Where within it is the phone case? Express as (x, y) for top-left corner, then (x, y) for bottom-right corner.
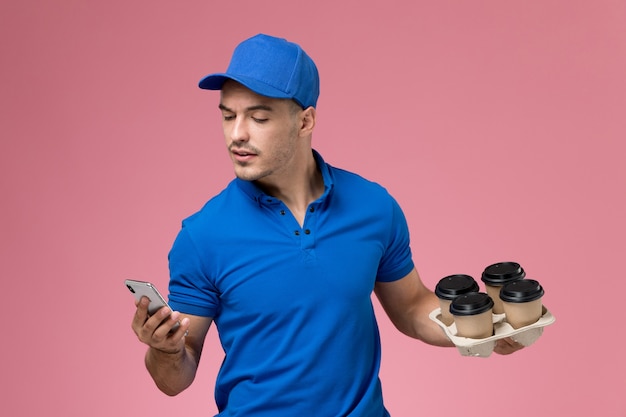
(125, 279), (171, 315)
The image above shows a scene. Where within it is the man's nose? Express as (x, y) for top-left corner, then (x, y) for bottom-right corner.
(230, 118), (249, 142)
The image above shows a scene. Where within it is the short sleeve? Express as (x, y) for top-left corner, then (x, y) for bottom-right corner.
(376, 197), (414, 282)
(167, 225), (220, 317)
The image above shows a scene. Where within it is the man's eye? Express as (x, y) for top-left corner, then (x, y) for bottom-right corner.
(252, 117), (268, 123)
(223, 115), (235, 121)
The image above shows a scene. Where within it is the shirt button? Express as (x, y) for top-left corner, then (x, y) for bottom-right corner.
(304, 229), (311, 235)
(280, 210), (286, 215)
(309, 207), (315, 213)
(294, 230), (300, 236)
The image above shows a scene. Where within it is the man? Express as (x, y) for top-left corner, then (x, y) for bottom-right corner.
(131, 33), (522, 416)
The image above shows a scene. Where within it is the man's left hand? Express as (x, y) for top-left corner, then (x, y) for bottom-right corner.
(493, 337), (524, 355)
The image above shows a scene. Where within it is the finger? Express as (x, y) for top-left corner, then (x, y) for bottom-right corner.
(151, 314), (190, 353)
(133, 305), (171, 345)
(151, 309), (179, 340)
(493, 337), (524, 355)
(131, 297), (151, 334)
(504, 337), (524, 350)
(146, 305), (173, 331)
(167, 316), (191, 341)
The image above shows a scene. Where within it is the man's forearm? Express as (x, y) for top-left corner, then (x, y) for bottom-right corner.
(412, 292), (455, 347)
(145, 346), (198, 396)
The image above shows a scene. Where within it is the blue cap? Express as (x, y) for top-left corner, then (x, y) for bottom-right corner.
(198, 34), (320, 109)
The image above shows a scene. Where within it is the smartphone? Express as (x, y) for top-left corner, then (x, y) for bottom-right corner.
(125, 279), (180, 331)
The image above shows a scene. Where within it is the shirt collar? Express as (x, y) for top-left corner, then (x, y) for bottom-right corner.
(235, 149), (334, 205)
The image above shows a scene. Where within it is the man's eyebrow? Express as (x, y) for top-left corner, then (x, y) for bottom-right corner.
(218, 103), (274, 112)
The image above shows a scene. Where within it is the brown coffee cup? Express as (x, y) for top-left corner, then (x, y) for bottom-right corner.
(500, 279), (545, 329)
(481, 262), (526, 314)
(435, 274), (480, 326)
(450, 292), (494, 339)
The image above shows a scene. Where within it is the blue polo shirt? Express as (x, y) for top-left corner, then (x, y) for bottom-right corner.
(168, 151), (414, 416)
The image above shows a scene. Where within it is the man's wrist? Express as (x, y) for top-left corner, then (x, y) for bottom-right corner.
(147, 345), (185, 361)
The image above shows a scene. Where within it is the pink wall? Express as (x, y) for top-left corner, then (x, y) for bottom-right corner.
(2, 1), (625, 415)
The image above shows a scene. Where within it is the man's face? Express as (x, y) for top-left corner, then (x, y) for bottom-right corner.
(219, 81), (302, 183)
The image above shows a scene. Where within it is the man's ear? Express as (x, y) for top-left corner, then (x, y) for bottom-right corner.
(299, 106), (316, 135)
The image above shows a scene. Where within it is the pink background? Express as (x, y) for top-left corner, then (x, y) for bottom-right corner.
(2, 1), (625, 415)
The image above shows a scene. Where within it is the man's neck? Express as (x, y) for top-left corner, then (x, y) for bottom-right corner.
(255, 152), (324, 226)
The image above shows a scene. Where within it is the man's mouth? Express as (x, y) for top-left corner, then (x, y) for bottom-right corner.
(231, 148), (258, 162)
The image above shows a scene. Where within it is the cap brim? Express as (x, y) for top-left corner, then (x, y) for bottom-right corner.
(198, 73), (229, 90)
(198, 73), (292, 101)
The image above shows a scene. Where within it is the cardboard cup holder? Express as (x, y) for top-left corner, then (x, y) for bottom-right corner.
(429, 305), (556, 357)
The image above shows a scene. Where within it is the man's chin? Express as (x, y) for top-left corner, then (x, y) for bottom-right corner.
(234, 169), (264, 182)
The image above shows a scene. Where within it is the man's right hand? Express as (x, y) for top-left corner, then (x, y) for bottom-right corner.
(131, 296), (190, 354)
